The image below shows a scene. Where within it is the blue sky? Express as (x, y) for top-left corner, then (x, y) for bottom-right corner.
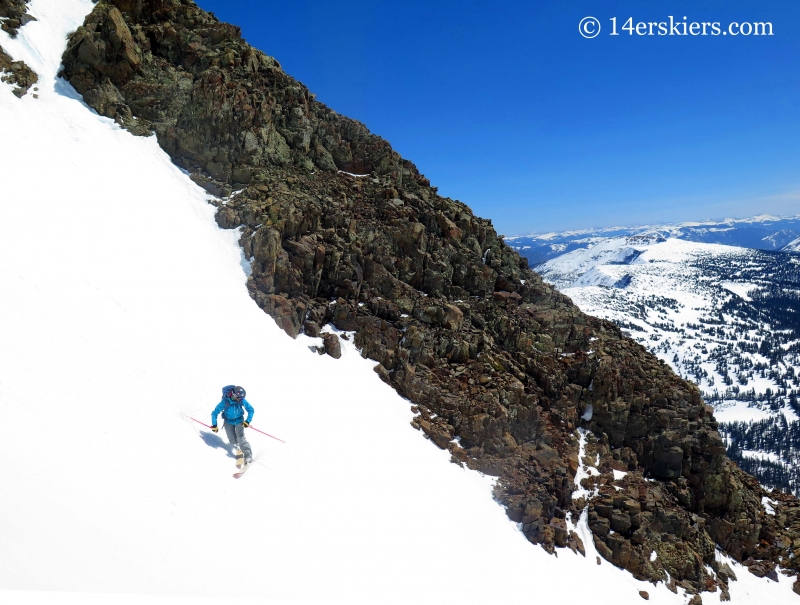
(197, 0), (800, 235)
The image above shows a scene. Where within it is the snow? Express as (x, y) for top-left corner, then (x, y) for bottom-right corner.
(0, 2), (796, 604)
(514, 214), (800, 244)
(541, 235), (718, 291)
(572, 428), (599, 501)
(741, 450), (782, 464)
(721, 281), (756, 301)
(714, 550), (795, 601)
(713, 401), (788, 423)
(539, 237), (644, 287)
(762, 497), (778, 515)
(784, 236), (800, 252)
(572, 266), (623, 288)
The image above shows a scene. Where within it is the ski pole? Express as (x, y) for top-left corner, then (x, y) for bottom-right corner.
(188, 416), (213, 429)
(247, 425), (285, 443)
(190, 415), (285, 443)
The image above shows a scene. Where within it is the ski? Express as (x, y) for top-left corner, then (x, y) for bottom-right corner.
(233, 463), (252, 478)
(233, 453), (261, 478)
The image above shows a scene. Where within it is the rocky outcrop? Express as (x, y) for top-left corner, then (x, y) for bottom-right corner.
(0, 0), (35, 37)
(0, 0), (37, 97)
(59, 0), (407, 178)
(61, 0), (800, 597)
(0, 44), (37, 97)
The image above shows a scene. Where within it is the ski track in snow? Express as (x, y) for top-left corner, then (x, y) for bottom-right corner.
(0, 2), (797, 603)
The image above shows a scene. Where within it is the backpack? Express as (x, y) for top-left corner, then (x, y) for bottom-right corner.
(220, 384), (243, 423)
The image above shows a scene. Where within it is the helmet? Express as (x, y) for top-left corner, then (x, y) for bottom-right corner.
(232, 386), (246, 401)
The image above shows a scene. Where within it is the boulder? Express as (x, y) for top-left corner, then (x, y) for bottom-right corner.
(321, 333), (341, 359)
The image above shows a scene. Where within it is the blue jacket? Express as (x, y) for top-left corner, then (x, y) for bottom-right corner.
(212, 396), (254, 427)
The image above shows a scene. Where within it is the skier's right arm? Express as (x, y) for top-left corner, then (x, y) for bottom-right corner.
(211, 401), (224, 429)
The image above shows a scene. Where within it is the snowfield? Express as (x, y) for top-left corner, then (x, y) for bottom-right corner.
(539, 237), (800, 421)
(0, 1), (796, 603)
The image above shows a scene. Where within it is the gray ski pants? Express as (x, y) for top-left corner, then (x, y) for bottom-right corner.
(224, 422), (253, 460)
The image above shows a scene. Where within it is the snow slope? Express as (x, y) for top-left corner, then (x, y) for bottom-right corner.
(0, 2), (795, 603)
(785, 236), (800, 252)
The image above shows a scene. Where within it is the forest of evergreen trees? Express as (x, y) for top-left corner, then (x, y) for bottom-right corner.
(721, 415), (800, 495)
(611, 249), (800, 494)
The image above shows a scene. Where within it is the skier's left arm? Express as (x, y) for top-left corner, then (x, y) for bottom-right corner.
(243, 399), (254, 424)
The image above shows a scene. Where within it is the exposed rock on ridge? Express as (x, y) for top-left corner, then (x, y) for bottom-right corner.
(0, 0), (37, 97)
(0, 43), (37, 97)
(0, 0), (35, 37)
(61, 0), (800, 597)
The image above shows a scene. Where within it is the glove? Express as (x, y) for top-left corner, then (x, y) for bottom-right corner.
(211, 425), (219, 433)
(243, 421), (250, 428)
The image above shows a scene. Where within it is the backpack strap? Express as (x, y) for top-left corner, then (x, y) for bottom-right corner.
(220, 385), (236, 424)
(221, 397), (243, 421)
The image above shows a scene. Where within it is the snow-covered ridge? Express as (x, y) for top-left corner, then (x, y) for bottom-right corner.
(784, 236), (800, 252)
(508, 214), (800, 266)
(510, 213), (800, 242)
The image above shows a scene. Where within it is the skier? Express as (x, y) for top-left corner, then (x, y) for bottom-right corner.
(211, 385), (254, 464)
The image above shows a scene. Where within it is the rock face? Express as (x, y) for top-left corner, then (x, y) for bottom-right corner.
(61, 0), (800, 596)
(0, 44), (37, 97)
(0, 0), (37, 98)
(0, 0), (35, 37)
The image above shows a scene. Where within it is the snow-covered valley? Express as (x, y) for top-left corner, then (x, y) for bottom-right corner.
(536, 235), (800, 495)
(1, 2), (797, 604)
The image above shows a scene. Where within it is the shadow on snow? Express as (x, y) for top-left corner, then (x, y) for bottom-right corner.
(197, 429), (237, 459)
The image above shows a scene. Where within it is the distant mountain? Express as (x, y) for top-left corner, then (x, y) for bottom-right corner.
(536, 235), (800, 494)
(785, 236), (800, 252)
(508, 215), (800, 266)
(764, 229), (800, 250)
